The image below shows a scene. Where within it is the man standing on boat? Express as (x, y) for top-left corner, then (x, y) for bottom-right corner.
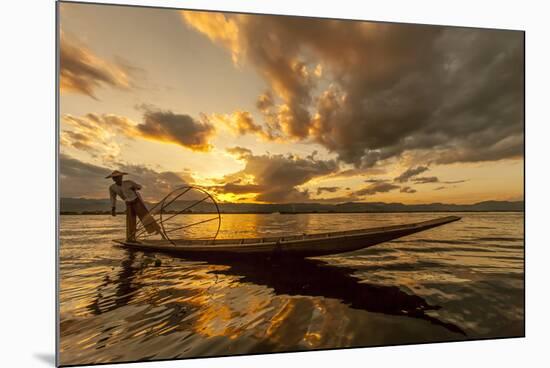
(106, 170), (164, 242)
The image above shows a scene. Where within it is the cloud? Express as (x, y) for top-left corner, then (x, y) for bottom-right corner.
(137, 105), (216, 151)
(60, 32), (131, 99)
(180, 10), (241, 63)
(394, 166), (429, 183)
(211, 148), (339, 202)
(182, 12), (524, 167)
(400, 186), (417, 194)
(61, 130), (94, 151)
(182, 11), (320, 139)
(226, 146), (253, 159)
(256, 91), (275, 112)
(61, 107), (217, 156)
(413, 176), (440, 184)
(115, 163), (193, 201)
(59, 154), (111, 198)
(327, 165), (387, 179)
(433, 134), (524, 164)
(353, 182), (400, 196)
(443, 179), (468, 184)
(61, 113), (137, 160)
(210, 183), (265, 195)
(431, 179), (468, 191)
(209, 111), (276, 140)
(59, 153), (192, 201)
(316, 186), (340, 195)
(364, 178), (390, 183)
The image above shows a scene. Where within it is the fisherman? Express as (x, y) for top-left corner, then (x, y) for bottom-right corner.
(106, 170), (164, 242)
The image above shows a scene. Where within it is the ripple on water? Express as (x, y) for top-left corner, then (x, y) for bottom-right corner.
(59, 212), (524, 365)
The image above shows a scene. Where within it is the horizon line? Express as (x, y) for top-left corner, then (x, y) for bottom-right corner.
(59, 197), (524, 206)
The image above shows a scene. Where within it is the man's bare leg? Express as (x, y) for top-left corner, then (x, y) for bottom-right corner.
(126, 202), (137, 242)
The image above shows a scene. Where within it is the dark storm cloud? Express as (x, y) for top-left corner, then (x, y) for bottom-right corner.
(353, 182), (400, 196)
(215, 148), (339, 202)
(413, 176), (440, 184)
(184, 14), (524, 167)
(136, 105), (216, 151)
(394, 166), (429, 183)
(60, 32), (131, 99)
(59, 154), (191, 200)
(316, 186), (340, 195)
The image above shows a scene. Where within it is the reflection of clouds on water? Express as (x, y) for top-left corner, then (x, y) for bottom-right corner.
(59, 212), (524, 365)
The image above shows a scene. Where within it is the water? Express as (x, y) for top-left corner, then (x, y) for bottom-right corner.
(58, 212), (524, 365)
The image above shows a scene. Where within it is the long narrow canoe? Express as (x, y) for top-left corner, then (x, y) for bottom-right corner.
(114, 216), (460, 258)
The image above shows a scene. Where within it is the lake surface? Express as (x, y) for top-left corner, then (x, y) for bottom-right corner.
(58, 212), (524, 365)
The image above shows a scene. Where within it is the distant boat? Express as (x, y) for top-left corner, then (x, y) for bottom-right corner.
(114, 216), (460, 258)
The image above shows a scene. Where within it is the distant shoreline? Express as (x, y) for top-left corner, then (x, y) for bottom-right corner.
(60, 198), (524, 214)
(60, 210), (524, 215)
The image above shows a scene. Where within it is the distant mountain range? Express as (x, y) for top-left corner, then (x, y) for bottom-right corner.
(60, 197), (524, 214)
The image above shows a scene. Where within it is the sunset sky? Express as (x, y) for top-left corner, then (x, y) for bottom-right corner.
(59, 2), (524, 204)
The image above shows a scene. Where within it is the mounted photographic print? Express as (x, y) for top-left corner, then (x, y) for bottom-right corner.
(56, 1), (525, 366)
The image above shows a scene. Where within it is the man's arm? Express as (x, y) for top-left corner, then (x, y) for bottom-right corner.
(109, 186), (117, 216)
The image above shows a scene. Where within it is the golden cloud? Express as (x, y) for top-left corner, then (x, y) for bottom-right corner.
(61, 113), (136, 159)
(61, 107), (216, 156)
(208, 147), (339, 203)
(209, 111), (277, 141)
(180, 10), (242, 64)
(137, 106), (215, 152)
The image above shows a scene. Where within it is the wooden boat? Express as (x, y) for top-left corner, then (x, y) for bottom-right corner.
(114, 215), (460, 258)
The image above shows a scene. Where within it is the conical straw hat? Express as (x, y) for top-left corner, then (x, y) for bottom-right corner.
(105, 170), (128, 178)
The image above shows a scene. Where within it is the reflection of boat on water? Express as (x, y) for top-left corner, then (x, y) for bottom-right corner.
(114, 216), (461, 258)
(88, 249), (465, 337)
(210, 256), (466, 336)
